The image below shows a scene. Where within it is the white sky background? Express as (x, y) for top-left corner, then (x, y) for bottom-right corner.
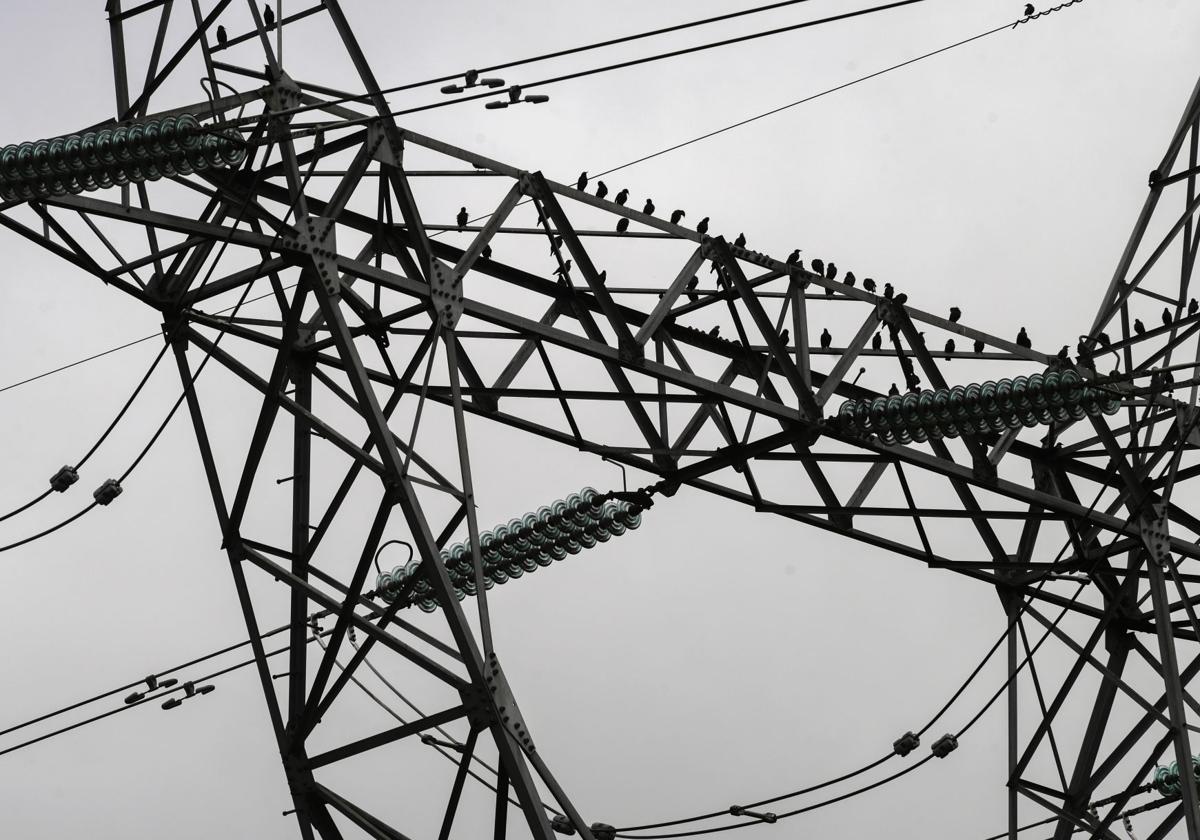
(0, 0), (1198, 838)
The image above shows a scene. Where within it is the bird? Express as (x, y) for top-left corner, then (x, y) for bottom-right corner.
(263, 4), (276, 29)
(553, 260), (573, 279)
(1134, 318), (1146, 335)
(826, 262), (838, 281)
(1162, 307), (1173, 328)
(883, 282), (894, 300)
(597, 270), (607, 287)
(596, 181), (609, 200)
(820, 328), (832, 349)
(906, 374), (922, 392)
(1023, 3), (1034, 16)
(216, 25), (228, 47)
(888, 383), (900, 396)
(1057, 345), (1071, 362)
(1096, 331), (1111, 348)
(1190, 298), (1199, 316)
(894, 293), (908, 306)
(550, 235), (563, 254)
(786, 249), (801, 265)
(643, 199), (655, 216)
(871, 333), (882, 351)
(811, 258), (824, 276)
(708, 325), (721, 338)
(844, 271), (856, 287)
(949, 306), (961, 323)
(862, 277), (876, 293)
(615, 189), (629, 206)
(1016, 327), (1032, 348)
(696, 217), (709, 235)
(481, 244), (492, 260)
(734, 233), (747, 248)
(974, 338), (985, 354)
(686, 275), (700, 303)
(825, 283), (836, 298)
(779, 328), (790, 345)
(670, 209), (686, 225)
(576, 171), (588, 191)
(456, 207), (468, 231)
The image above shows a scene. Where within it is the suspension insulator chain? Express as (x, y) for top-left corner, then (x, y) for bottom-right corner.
(0, 113), (246, 203)
(377, 487), (646, 612)
(834, 369), (1121, 445)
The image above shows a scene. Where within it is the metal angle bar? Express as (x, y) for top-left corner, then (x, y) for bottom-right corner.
(288, 359), (314, 736)
(0, 212), (146, 301)
(1130, 639), (1200, 720)
(314, 783), (412, 840)
(453, 183), (525, 277)
(439, 727), (482, 840)
(134, 0), (174, 120)
(813, 307), (880, 407)
(634, 247), (707, 347)
(307, 704), (467, 769)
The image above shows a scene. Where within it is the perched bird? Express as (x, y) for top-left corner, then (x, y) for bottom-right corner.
(576, 171), (588, 191)
(1096, 331), (1111, 347)
(862, 277), (877, 293)
(974, 338), (985, 354)
(456, 207), (468, 231)
(553, 260), (573, 279)
(894, 293), (908, 306)
(944, 338), (956, 360)
(779, 328), (790, 345)
(670, 209), (686, 225)
(1134, 318), (1146, 335)
(871, 333), (882, 351)
(883, 282), (894, 300)
(615, 189), (629, 206)
(1057, 345), (1071, 362)
(696, 217), (710, 235)
(708, 325), (721, 338)
(263, 3), (276, 29)
(826, 262), (838, 281)
(216, 25), (228, 46)
(597, 270), (607, 287)
(844, 271), (856, 288)
(734, 232), (747, 248)
(616, 218), (629, 234)
(550, 235), (563, 254)
(481, 244), (492, 260)
(811, 258), (825, 276)
(820, 328), (832, 349)
(1163, 307), (1173, 328)
(1016, 327), (1032, 348)
(888, 383), (900, 396)
(949, 306), (961, 323)
(786, 249), (801, 265)
(825, 284), (835, 298)
(906, 374), (922, 392)
(643, 198), (655, 215)
(596, 181), (609, 200)
(1190, 298), (1199, 316)
(686, 275), (700, 303)
(1023, 3), (1034, 16)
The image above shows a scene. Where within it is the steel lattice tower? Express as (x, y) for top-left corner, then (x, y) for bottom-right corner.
(2, 3), (1200, 838)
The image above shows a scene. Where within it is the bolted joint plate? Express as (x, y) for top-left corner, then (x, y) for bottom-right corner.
(262, 73), (304, 117)
(282, 215), (340, 295)
(366, 121), (401, 167)
(431, 259), (464, 328)
(1139, 504), (1171, 568)
(479, 652), (537, 754)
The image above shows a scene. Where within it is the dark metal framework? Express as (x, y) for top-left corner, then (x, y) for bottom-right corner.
(3, 2), (1200, 838)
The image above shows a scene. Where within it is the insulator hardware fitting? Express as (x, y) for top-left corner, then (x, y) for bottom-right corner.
(931, 733), (959, 758)
(590, 823), (616, 840)
(49, 465), (78, 492)
(1151, 754), (1200, 796)
(93, 478), (123, 505)
(893, 730), (920, 757)
(729, 806), (777, 823)
(550, 815), (576, 836)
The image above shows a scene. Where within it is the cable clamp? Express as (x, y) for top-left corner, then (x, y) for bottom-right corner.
(729, 806), (777, 823)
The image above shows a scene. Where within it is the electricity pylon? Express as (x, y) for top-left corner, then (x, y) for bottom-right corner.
(2, 3), (1199, 838)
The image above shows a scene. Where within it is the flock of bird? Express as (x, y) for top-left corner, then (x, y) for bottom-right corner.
(446, 166), (1196, 395)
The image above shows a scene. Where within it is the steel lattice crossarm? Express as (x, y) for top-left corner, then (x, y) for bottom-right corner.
(2, 2), (1200, 839)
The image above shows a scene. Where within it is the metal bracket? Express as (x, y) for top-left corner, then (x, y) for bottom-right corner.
(283, 215), (339, 295)
(430, 259), (463, 328)
(482, 652), (536, 754)
(1139, 504), (1171, 568)
(366, 121), (401, 167)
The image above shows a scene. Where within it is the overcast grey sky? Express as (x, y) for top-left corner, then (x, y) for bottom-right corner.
(1, 1), (1199, 838)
